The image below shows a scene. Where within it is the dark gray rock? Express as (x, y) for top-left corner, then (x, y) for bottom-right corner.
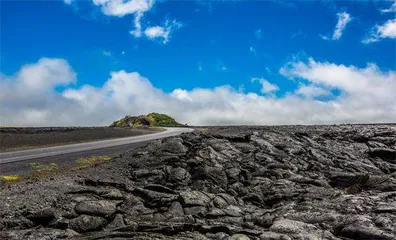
(369, 148), (396, 163)
(104, 213), (125, 230)
(259, 232), (291, 240)
(229, 234), (251, 240)
(74, 200), (117, 217)
(133, 187), (178, 207)
(184, 206), (207, 216)
(26, 208), (55, 225)
(0, 218), (35, 231)
(69, 215), (107, 233)
(2, 125), (396, 239)
(0, 228), (79, 239)
(99, 189), (124, 200)
(166, 201), (185, 217)
(180, 190), (212, 206)
(165, 166), (191, 186)
(49, 217), (69, 230)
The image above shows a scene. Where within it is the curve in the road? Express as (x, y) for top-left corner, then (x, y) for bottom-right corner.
(0, 127), (193, 164)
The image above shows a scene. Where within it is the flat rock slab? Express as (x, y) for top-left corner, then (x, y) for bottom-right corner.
(180, 190), (212, 206)
(74, 200), (117, 216)
(99, 189), (124, 200)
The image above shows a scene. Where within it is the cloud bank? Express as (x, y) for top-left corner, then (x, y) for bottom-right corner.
(1, 58), (395, 126)
(251, 77), (279, 94)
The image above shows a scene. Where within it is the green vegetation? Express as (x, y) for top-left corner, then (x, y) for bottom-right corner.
(0, 156), (114, 186)
(1, 175), (20, 182)
(76, 155), (112, 166)
(110, 112), (184, 127)
(0, 175), (21, 186)
(30, 162), (58, 172)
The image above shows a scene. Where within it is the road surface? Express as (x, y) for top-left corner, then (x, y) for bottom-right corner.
(0, 127), (193, 165)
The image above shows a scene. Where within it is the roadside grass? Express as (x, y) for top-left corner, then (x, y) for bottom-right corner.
(0, 155), (114, 187)
(75, 155), (112, 167)
(30, 162), (58, 172)
(1, 175), (20, 182)
(195, 127), (209, 133)
(28, 162), (59, 178)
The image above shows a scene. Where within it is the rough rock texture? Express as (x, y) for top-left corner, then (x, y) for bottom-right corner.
(1, 125), (396, 239)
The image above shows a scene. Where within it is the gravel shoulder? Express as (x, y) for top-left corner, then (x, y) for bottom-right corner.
(1, 125), (396, 240)
(0, 127), (162, 152)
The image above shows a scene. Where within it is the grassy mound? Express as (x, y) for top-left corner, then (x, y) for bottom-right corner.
(110, 113), (184, 127)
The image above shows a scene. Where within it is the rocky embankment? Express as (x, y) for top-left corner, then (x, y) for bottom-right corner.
(1, 125), (396, 239)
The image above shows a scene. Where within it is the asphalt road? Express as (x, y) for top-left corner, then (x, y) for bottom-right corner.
(0, 127), (193, 165)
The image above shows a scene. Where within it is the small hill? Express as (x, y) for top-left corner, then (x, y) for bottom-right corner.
(110, 113), (184, 127)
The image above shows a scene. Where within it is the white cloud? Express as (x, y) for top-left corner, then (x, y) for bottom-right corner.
(144, 26), (168, 41)
(92, 0), (155, 41)
(319, 12), (352, 40)
(1, 57), (395, 126)
(381, 0), (396, 13)
(70, 0), (183, 43)
(90, 0), (183, 43)
(1, 58), (76, 94)
(0, 58), (77, 126)
(92, 0), (153, 17)
(363, 19), (396, 44)
(249, 46), (258, 58)
(251, 77), (279, 94)
(332, 12), (351, 40)
(291, 30), (303, 39)
(216, 60), (228, 72)
(130, 11), (143, 37)
(102, 50), (112, 57)
(280, 58), (395, 97)
(255, 29), (262, 39)
(322, 12), (351, 40)
(295, 85), (331, 98)
(144, 20), (183, 44)
(320, 34), (329, 40)
(170, 89), (193, 102)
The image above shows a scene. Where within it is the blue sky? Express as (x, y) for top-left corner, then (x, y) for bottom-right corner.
(1, 0), (395, 126)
